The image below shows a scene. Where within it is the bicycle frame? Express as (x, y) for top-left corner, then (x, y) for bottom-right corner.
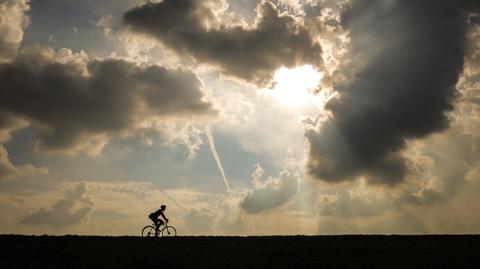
(142, 220), (177, 237)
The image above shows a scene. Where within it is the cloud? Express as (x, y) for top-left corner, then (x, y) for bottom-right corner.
(317, 208), (429, 235)
(0, 0), (29, 62)
(0, 145), (45, 180)
(177, 126), (206, 159)
(123, 0), (322, 87)
(182, 198), (249, 235)
(399, 24), (480, 204)
(21, 183), (93, 228)
(319, 189), (388, 218)
(400, 132), (478, 205)
(182, 208), (217, 234)
(240, 164), (298, 214)
(306, 0), (480, 185)
(0, 110), (28, 142)
(0, 45), (216, 154)
(96, 15), (114, 38)
(0, 144), (53, 193)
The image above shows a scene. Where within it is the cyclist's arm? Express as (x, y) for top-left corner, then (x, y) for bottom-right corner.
(160, 212), (168, 222)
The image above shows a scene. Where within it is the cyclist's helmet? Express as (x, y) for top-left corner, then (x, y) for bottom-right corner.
(160, 204), (166, 210)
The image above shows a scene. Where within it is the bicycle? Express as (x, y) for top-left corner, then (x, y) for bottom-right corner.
(142, 220), (177, 237)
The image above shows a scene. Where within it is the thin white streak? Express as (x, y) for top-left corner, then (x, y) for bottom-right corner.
(205, 125), (231, 192)
(160, 190), (186, 210)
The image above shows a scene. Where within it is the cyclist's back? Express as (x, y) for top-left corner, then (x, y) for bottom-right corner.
(149, 204), (168, 230)
(150, 208), (163, 219)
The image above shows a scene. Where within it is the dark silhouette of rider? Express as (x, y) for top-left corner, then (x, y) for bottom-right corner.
(149, 205), (168, 232)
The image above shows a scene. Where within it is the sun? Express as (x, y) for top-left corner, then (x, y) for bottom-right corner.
(261, 65), (323, 107)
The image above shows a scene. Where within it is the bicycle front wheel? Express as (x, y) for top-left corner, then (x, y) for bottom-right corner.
(161, 225), (177, 237)
(142, 225), (157, 237)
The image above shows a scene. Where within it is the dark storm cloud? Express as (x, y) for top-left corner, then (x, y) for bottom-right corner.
(0, 46), (216, 153)
(306, 0), (480, 185)
(123, 0), (322, 87)
(471, 15), (480, 25)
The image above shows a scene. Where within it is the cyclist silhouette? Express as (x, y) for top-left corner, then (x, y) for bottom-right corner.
(149, 204), (168, 232)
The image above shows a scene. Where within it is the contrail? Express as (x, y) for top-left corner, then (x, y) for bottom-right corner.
(205, 126), (231, 192)
(160, 190), (185, 210)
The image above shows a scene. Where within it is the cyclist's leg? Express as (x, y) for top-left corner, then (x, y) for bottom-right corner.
(149, 216), (158, 229)
(151, 218), (164, 230)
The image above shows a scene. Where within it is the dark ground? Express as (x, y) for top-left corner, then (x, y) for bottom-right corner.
(1, 235), (479, 268)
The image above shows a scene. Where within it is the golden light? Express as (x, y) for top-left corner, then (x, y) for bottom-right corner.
(260, 65), (323, 107)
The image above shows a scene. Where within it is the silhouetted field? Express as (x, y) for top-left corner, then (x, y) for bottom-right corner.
(1, 235), (479, 268)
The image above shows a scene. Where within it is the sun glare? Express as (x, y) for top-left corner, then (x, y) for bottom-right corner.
(261, 65), (323, 107)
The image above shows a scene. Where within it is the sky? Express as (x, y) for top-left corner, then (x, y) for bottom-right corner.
(0, 0), (479, 235)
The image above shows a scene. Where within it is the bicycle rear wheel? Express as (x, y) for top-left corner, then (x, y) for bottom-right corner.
(161, 225), (177, 237)
(142, 225), (157, 237)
